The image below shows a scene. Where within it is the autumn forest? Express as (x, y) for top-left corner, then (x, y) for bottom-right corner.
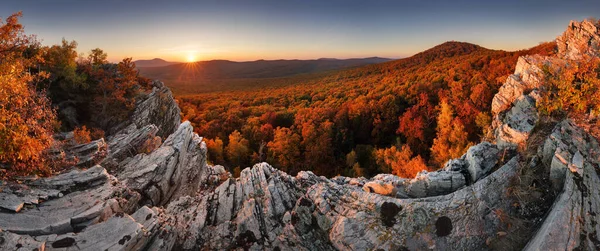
(177, 41), (557, 178)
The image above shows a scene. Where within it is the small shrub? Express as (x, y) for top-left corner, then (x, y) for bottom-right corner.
(73, 126), (92, 144)
(90, 127), (105, 140)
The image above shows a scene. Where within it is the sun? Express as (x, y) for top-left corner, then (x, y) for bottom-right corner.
(186, 52), (196, 63)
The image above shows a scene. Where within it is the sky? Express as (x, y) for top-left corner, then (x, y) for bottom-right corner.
(2, 0), (599, 62)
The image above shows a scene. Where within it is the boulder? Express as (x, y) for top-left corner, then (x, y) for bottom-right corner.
(465, 142), (500, 182)
(495, 94), (539, 148)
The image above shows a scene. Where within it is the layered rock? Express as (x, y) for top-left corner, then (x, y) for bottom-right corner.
(557, 19), (600, 60)
(524, 120), (600, 250)
(108, 80), (181, 139)
(2, 19), (600, 251)
(117, 121), (207, 206)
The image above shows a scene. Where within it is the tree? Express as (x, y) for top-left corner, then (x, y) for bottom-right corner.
(374, 145), (428, 178)
(42, 39), (87, 92)
(88, 48), (108, 66)
(0, 12), (57, 177)
(267, 127), (301, 172)
(206, 137), (225, 164)
(225, 130), (250, 168)
(430, 100), (471, 167)
(91, 57), (140, 129)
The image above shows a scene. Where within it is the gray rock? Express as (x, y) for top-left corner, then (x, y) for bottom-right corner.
(0, 193), (24, 212)
(31, 165), (109, 192)
(4, 20), (600, 250)
(465, 142), (500, 183)
(0, 230), (45, 250)
(118, 121), (207, 206)
(405, 170), (466, 197)
(495, 95), (539, 148)
(43, 206), (161, 251)
(525, 122), (600, 250)
(109, 80), (181, 139)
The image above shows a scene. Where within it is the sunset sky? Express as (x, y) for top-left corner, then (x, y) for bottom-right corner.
(3, 0), (599, 62)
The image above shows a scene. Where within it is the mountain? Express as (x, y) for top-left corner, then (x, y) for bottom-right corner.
(137, 57), (391, 93)
(2, 19), (600, 251)
(134, 58), (178, 67)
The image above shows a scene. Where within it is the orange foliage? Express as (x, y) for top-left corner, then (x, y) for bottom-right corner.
(0, 12), (58, 178)
(177, 41), (556, 177)
(73, 126), (92, 144)
(374, 145), (429, 178)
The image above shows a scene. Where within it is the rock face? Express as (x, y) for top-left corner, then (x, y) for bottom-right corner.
(117, 121), (207, 206)
(524, 121), (600, 250)
(2, 19), (600, 250)
(108, 80), (181, 140)
(557, 19), (600, 60)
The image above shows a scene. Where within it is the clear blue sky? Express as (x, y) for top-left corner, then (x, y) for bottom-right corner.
(2, 0), (599, 62)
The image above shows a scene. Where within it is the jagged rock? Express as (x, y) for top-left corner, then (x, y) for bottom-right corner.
(3, 19), (600, 250)
(491, 56), (547, 115)
(495, 94), (540, 148)
(164, 163), (305, 250)
(525, 121), (600, 250)
(103, 124), (160, 168)
(117, 121), (207, 206)
(31, 165), (109, 192)
(41, 206), (162, 251)
(465, 142), (500, 182)
(110, 80), (181, 139)
(0, 181), (121, 236)
(47, 139), (108, 169)
(557, 19), (600, 60)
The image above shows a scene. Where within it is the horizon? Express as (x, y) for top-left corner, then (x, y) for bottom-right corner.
(3, 0), (600, 62)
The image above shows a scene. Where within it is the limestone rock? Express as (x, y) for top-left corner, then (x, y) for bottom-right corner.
(117, 121), (207, 206)
(103, 124), (160, 168)
(405, 170), (466, 197)
(465, 142), (500, 182)
(495, 94), (539, 148)
(110, 80), (181, 139)
(557, 19), (600, 60)
(525, 121), (600, 250)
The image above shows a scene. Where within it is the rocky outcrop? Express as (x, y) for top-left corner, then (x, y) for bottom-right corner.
(117, 121), (207, 206)
(524, 120), (600, 250)
(557, 19), (600, 60)
(103, 81), (180, 167)
(116, 80), (181, 139)
(2, 19), (600, 250)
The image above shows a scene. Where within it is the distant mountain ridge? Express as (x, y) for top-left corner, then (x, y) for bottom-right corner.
(134, 58), (178, 67)
(137, 57), (391, 80)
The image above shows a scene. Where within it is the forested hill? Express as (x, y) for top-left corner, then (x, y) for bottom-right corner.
(177, 40), (557, 178)
(137, 57), (391, 93)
